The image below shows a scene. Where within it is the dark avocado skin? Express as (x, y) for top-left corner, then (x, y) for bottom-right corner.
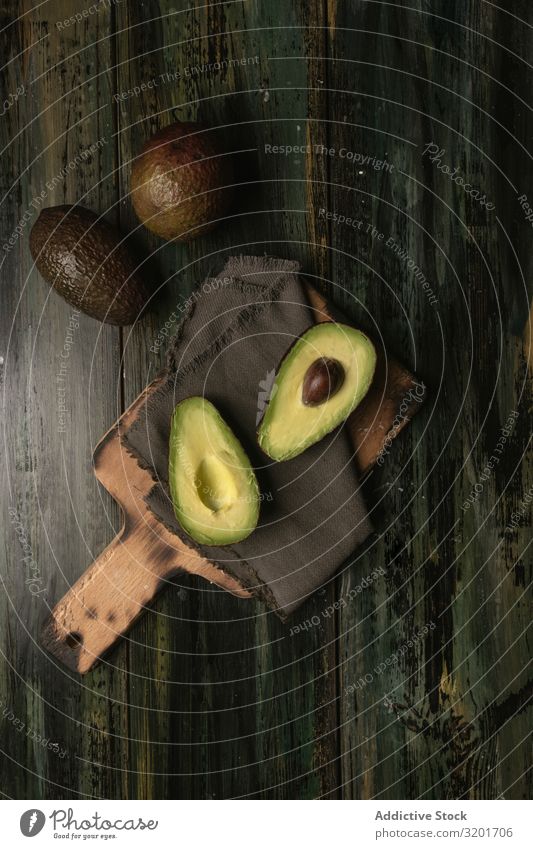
(131, 121), (234, 241)
(29, 205), (149, 325)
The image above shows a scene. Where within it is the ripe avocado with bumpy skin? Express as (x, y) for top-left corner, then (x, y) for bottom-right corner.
(131, 121), (234, 241)
(257, 323), (377, 461)
(169, 397), (260, 546)
(29, 205), (149, 325)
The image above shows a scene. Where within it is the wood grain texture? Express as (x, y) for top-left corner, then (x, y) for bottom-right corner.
(328, 0), (532, 801)
(0, 0), (531, 800)
(0, 0), (130, 800)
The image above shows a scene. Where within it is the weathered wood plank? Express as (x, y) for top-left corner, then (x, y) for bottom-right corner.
(110, 0), (342, 801)
(330, 0), (532, 800)
(0, 0), (128, 799)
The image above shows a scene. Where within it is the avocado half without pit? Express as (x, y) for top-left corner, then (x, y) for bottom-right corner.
(169, 397), (260, 545)
(257, 323), (377, 461)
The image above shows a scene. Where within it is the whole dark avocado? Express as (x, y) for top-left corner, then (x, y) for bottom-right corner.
(29, 205), (149, 325)
(131, 121), (234, 242)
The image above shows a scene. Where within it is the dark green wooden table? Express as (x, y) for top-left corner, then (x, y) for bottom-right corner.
(1, 0), (531, 800)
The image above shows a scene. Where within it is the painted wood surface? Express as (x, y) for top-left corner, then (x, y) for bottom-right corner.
(0, 0), (531, 799)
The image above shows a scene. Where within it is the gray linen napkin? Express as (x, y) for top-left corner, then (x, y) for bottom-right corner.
(123, 256), (373, 616)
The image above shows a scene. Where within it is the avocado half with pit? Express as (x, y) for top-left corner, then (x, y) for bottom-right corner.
(169, 397), (260, 545)
(257, 323), (377, 461)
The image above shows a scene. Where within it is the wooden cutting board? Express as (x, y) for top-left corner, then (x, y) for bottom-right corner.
(41, 286), (425, 674)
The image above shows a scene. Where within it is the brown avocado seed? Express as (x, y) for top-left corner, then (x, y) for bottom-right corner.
(302, 358), (345, 407)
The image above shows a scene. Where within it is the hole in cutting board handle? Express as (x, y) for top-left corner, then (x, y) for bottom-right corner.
(64, 631), (83, 649)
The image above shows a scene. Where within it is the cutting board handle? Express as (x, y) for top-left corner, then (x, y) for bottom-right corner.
(41, 523), (150, 674)
(41, 516), (250, 674)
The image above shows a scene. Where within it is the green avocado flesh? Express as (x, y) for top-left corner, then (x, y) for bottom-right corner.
(169, 397), (260, 545)
(257, 323), (377, 461)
